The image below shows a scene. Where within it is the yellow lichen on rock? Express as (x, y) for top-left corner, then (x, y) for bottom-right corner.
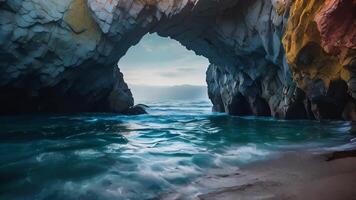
(275, 0), (287, 16)
(64, 0), (101, 42)
(282, 0), (350, 90)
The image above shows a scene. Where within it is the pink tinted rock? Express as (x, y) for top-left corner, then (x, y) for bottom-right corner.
(315, 0), (356, 55)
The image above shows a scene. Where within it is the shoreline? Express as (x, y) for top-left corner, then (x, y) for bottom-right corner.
(163, 149), (356, 200)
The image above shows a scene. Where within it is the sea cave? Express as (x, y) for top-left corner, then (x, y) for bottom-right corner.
(0, 0), (356, 199)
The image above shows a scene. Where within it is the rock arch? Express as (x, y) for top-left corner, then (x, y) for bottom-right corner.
(0, 0), (355, 120)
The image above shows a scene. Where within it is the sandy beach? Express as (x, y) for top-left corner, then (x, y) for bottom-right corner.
(197, 150), (356, 200)
(162, 149), (356, 200)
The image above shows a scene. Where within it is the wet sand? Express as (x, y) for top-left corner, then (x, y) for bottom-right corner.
(162, 149), (356, 200)
(197, 150), (356, 200)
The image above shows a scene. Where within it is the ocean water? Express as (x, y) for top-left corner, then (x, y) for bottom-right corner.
(0, 100), (355, 200)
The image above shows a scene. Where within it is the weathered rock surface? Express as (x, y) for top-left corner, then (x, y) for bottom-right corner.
(205, 0), (295, 118)
(0, 0), (134, 114)
(0, 0), (355, 120)
(282, 0), (356, 120)
(315, 0), (355, 56)
(123, 104), (148, 115)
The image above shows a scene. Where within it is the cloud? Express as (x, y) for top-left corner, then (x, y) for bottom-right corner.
(118, 33), (209, 86)
(159, 72), (181, 77)
(137, 35), (183, 54)
(176, 67), (200, 72)
(142, 43), (154, 52)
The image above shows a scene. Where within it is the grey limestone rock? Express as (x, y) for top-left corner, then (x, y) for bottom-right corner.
(1, 0), (351, 120)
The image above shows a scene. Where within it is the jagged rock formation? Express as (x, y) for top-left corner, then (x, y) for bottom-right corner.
(282, 0), (356, 120)
(205, 0), (294, 118)
(0, 0), (133, 114)
(0, 0), (355, 120)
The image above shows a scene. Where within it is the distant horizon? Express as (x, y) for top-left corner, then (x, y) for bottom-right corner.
(129, 84), (209, 102)
(128, 83), (208, 87)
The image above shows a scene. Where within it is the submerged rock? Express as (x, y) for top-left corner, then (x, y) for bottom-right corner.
(0, 0), (354, 120)
(124, 104), (148, 115)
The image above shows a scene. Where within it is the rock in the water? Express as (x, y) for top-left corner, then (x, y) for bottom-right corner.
(124, 105), (148, 115)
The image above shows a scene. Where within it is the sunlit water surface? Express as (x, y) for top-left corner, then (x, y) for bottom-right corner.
(0, 100), (355, 199)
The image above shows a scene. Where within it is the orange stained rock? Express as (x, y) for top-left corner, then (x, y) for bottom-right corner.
(64, 0), (101, 41)
(282, 0), (353, 91)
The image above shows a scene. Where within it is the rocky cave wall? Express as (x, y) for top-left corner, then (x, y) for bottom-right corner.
(0, 0), (134, 114)
(282, 0), (356, 120)
(0, 0), (355, 120)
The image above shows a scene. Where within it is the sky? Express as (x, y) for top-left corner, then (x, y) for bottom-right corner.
(118, 33), (210, 86)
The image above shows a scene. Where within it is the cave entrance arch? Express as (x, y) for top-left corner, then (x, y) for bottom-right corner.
(0, 0), (284, 117)
(118, 33), (210, 104)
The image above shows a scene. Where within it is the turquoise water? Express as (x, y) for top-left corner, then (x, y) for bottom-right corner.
(0, 100), (355, 199)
